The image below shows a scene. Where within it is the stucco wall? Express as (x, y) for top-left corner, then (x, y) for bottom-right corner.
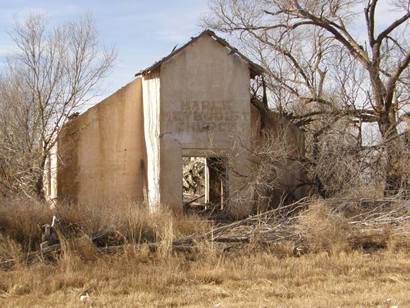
(158, 35), (252, 216)
(57, 78), (147, 204)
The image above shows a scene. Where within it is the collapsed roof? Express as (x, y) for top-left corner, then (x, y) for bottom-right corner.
(135, 29), (264, 78)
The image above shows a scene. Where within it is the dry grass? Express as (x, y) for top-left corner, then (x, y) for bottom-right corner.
(296, 200), (352, 254)
(1, 198), (410, 307)
(0, 199), (211, 255)
(1, 249), (410, 307)
(0, 198), (51, 252)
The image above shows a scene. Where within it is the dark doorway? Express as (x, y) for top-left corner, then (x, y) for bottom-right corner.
(207, 157), (228, 210)
(182, 156), (228, 213)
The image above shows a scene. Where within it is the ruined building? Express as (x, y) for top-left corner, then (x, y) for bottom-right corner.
(45, 30), (305, 218)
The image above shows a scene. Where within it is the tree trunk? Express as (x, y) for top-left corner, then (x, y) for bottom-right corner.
(378, 111), (402, 195)
(312, 135), (327, 198)
(35, 154), (47, 200)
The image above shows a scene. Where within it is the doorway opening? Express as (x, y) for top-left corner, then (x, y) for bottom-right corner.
(182, 156), (228, 213)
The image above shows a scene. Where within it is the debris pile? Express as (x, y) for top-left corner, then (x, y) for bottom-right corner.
(171, 198), (307, 252)
(2, 197), (410, 269)
(182, 157), (205, 202)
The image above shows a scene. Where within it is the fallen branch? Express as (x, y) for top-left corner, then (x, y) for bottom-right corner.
(2, 196), (410, 269)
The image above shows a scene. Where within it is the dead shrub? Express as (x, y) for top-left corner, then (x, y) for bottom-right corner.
(0, 234), (23, 265)
(388, 225), (410, 253)
(296, 200), (351, 254)
(0, 198), (51, 251)
(240, 127), (307, 214)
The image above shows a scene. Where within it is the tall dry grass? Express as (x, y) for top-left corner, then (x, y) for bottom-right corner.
(1, 196), (410, 306)
(296, 200), (352, 254)
(0, 198), (211, 264)
(295, 198), (410, 255)
(2, 196), (410, 264)
(0, 198), (51, 252)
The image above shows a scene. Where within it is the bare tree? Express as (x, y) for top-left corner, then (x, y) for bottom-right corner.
(205, 0), (410, 194)
(0, 14), (115, 198)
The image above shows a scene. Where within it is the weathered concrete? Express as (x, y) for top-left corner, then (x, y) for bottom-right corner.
(158, 34), (252, 215)
(57, 78), (147, 205)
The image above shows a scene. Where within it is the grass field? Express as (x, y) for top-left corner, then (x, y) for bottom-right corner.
(1, 248), (410, 307)
(1, 199), (410, 307)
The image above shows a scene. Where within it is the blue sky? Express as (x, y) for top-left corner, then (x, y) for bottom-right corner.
(0, 0), (403, 107)
(0, 0), (209, 101)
